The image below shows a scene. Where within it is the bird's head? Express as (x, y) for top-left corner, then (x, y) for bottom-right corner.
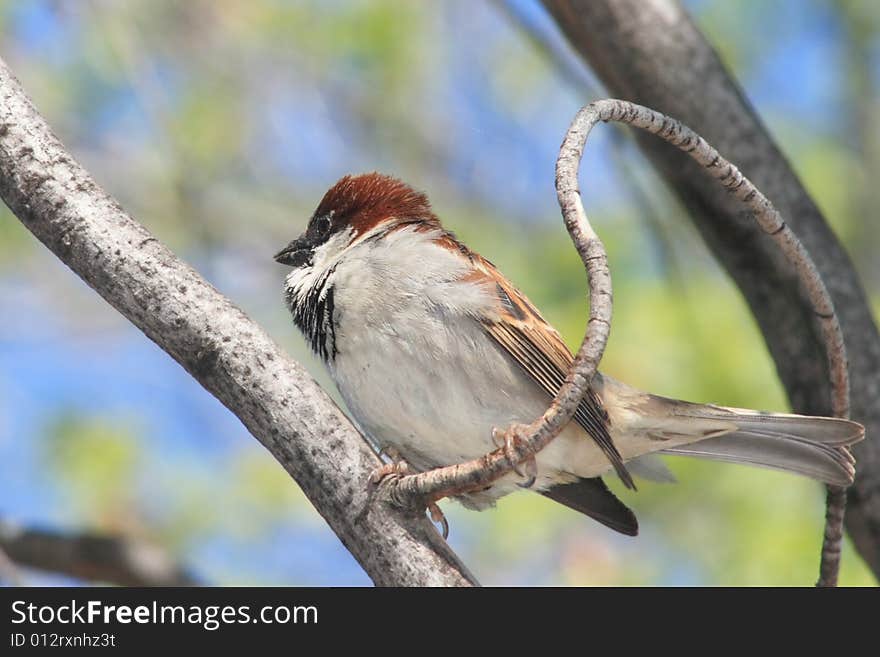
(274, 173), (438, 271)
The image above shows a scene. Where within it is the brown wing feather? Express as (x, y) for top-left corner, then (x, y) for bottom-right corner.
(467, 253), (635, 490)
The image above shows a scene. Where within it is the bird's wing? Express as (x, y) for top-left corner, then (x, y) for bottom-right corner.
(540, 476), (638, 535)
(461, 249), (634, 489)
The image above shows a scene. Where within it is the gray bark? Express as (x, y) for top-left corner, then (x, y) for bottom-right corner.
(541, 0), (880, 576)
(0, 58), (476, 587)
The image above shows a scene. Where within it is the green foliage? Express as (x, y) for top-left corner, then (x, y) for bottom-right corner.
(42, 412), (141, 525)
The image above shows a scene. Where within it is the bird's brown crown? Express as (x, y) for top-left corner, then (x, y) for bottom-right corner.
(315, 173), (439, 236)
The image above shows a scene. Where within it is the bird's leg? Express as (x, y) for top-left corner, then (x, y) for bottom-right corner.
(369, 446), (410, 484)
(492, 425), (538, 489)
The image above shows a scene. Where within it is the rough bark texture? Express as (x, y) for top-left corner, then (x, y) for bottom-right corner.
(0, 58), (476, 587)
(0, 520), (196, 586)
(541, 0), (880, 576)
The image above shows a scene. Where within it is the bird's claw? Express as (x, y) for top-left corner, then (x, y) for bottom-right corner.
(492, 426), (538, 489)
(428, 501), (449, 540)
(515, 457), (538, 489)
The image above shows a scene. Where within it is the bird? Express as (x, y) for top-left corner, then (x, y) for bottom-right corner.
(274, 172), (864, 536)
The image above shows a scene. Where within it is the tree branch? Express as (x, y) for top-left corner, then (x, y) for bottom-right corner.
(0, 520), (195, 587)
(0, 543), (22, 586)
(541, 0), (880, 582)
(387, 99), (853, 590)
(0, 56), (476, 587)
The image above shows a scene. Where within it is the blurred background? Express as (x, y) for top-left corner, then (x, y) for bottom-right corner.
(0, 0), (877, 586)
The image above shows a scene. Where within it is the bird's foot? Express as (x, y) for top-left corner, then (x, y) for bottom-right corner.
(370, 447), (450, 540)
(493, 425), (538, 489)
(369, 446), (410, 485)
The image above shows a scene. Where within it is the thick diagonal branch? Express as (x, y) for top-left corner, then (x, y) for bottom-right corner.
(0, 57), (476, 587)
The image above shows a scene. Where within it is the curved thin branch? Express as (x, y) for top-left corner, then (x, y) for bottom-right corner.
(0, 57), (476, 587)
(0, 520), (195, 587)
(540, 0), (871, 585)
(584, 100), (851, 585)
(388, 100), (851, 587)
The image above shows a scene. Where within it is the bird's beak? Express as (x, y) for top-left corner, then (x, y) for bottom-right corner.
(273, 236), (313, 268)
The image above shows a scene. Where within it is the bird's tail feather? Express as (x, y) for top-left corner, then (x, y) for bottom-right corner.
(659, 406), (862, 486)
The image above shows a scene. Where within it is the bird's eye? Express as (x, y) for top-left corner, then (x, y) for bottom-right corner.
(311, 214), (332, 239)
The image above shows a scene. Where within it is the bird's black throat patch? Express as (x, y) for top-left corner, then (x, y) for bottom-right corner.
(289, 265), (338, 363)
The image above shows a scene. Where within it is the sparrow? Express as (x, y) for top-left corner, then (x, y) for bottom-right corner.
(274, 173), (864, 535)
